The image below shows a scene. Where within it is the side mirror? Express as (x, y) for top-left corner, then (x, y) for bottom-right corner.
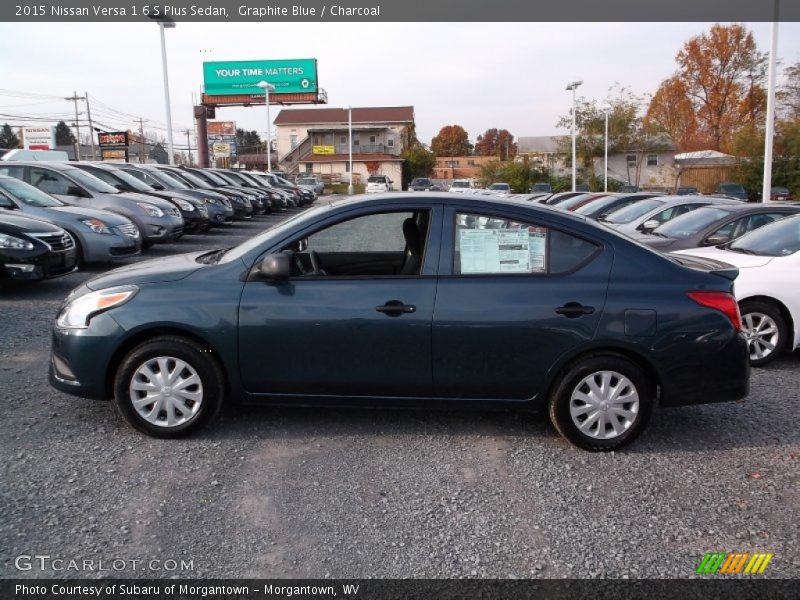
(152, 183), (166, 191)
(115, 183), (126, 191)
(0, 196), (15, 209)
(67, 185), (89, 198)
(258, 253), (290, 279)
(705, 234), (730, 246)
(639, 219), (660, 232)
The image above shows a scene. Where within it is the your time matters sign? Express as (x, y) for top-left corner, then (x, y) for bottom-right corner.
(203, 59), (318, 96)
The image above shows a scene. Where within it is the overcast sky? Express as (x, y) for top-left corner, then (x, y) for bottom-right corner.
(1, 21), (798, 148)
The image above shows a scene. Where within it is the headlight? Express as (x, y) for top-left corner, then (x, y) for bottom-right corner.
(80, 218), (112, 234)
(0, 233), (35, 250)
(136, 202), (164, 217)
(174, 198), (195, 211)
(204, 197), (217, 204)
(56, 285), (138, 329)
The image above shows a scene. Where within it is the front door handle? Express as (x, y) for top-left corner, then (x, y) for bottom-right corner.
(376, 300), (416, 316)
(555, 302), (595, 318)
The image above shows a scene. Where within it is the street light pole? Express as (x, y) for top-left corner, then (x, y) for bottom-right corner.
(348, 106), (354, 195)
(602, 104), (611, 192)
(257, 81), (275, 172)
(566, 80), (583, 192)
(154, 18), (176, 165)
(762, 1), (780, 204)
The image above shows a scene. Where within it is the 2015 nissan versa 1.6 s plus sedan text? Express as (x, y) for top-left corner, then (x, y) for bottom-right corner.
(49, 194), (750, 450)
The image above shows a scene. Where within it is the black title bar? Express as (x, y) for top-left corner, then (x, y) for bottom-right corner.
(2, 0), (799, 22)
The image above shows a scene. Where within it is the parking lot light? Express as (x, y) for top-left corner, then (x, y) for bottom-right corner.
(602, 103), (611, 192)
(348, 106), (354, 195)
(566, 80), (583, 192)
(152, 16), (176, 165)
(257, 81), (275, 172)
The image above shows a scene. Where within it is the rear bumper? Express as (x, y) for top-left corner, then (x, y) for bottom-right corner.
(658, 333), (750, 407)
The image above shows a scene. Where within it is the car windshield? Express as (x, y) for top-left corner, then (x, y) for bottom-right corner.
(719, 184), (745, 193)
(0, 177), (63, 207)
(67, 169), (120, 194)
(276, 176), (294, 186)
(652, 206), (731, 238)
(451, 181), (469, 188)
(772, 187), (789, 194)
(190, 169), (227, 186)
(411, 179), (430, 185)
(220, 204), (332, 264)
(489, 183), (509, 190)
(574, 196), (624, 215)
(368, 176), (387, 183)
(603, 198), (665, 224)
(211, 171), (238, 185)
(556, 194), (595, 210)
(104, 167), (154, 192)
(148, 169), (189, 189)
(728, 216), (800, 256)
(298, 178), (316, 185)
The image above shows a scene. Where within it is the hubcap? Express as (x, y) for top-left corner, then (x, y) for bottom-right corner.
(742, 312), (779, 361)
(569, 371), (640, 439)
(129, 356), (203, 428)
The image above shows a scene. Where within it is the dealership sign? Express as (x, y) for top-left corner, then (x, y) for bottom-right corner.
(312, 145), (335, 155)
(207, 121), (236, 136)
(203, 59), (318, 95)
(21, 127), (55, 150)
(98, 131), (129, 146)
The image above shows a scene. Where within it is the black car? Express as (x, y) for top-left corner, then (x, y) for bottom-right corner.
(0, 210), (78, 283)
(408, 178), (434, 191)
(574, 193), (664, 220)
(49, 193), (748, 451)
(635, 203), (800, 251)
(676, 186), (699, 196)
(179, 168), (255, 219)
(530, 182), (552, 193)
(543, 192), (589, 206)
(715, 182), (749, 202)
(210, 169), (271, 214)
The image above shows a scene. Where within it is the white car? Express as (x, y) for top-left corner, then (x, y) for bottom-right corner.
(488, 182), (512, 196)
(366, 175), (394, 193)
(673, 214), (800, 366)
(448, 179), (476, 193)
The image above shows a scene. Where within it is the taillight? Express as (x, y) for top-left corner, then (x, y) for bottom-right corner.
(687, 291), (742, 332)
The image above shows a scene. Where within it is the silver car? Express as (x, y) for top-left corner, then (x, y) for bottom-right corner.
(0, 175), (140, 263)
(601, 195), (741, 236)
(0, 161), (184, 247)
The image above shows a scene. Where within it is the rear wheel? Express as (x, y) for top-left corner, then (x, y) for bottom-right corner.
(740, 300), (787, 366)
(114, 336), (224, 438)
(548, 355), (653, 451)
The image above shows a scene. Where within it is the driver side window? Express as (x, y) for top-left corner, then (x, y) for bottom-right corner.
(284, 210), (429, 278)
(30, 168), (72, 195)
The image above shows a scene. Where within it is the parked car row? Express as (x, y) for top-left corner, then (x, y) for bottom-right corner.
(0, 161), (316, 286)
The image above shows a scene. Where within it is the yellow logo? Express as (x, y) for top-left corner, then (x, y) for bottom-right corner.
(696, 552), (773, 574)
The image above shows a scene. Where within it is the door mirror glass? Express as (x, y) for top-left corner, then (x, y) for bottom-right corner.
(639, 219), (660, 232)
(705, 234), (730, 246)
(258, 253), (290, 279)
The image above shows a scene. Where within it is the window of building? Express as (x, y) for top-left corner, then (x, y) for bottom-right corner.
(647, 154), (659, 167)
(345, 162), (350, 172)
(305, 163), (313, 173)
(387, 138), (395, 148)
(467, 160), (475, 166)
(290, 134), (298, 149)
(626, 154), (637, 167)
(369, 135), (377, 145)
(339, 135), (347, 145)
(353, 135), (360, 146)
(454, 213), (598, 275)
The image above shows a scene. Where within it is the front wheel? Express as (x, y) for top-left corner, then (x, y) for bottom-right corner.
(548, 355), (654, 451)
(740, 300), (787, 366)
(114, 336), (224, 437)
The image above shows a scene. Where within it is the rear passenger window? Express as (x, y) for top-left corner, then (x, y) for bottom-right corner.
(454, 212), (599, 275)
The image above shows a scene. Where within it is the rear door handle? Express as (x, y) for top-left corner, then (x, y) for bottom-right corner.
(376, 300), (416, 316)
(555, 302), (595, 318)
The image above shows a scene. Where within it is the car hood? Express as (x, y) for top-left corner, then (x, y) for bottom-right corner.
(671, 246), (775, 268)
(48, 205), (133, 226)
(632, 233), (678, 248)
(0, 210), (64, 234)
(85, 251), (207, 290)
(117, 191), (179, 210)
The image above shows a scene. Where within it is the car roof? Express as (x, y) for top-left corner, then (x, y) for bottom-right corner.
(3, 160), (80, 171)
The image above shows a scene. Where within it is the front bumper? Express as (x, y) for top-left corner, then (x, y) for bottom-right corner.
(140, 214), (185, 243)
(80, 226), (141, 262)
(2, 247), (78, 281)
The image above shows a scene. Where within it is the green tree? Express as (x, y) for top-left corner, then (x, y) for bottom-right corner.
(0, 123), (20, 149)
(478, 158), (549, 193)
(55, 121), (76, 145)
(431, 125), (472, 157)
(235, 128), (262, 152)
(401, 144), (436, 187)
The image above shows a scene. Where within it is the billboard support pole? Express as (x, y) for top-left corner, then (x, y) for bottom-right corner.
(85, 92), (97, 160)
(194, 106), (210, 168)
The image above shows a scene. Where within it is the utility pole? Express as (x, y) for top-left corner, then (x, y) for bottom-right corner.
(65, 91), (85, 160)
(185, 129), (193, 166)
(137, 118), (147, 163)
(84, 92), (97, 160)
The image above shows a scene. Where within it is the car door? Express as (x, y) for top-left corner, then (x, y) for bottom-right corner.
(702, 211), (794, 246)
(432, 206), (611, 400)
(238, 204), (443, 398)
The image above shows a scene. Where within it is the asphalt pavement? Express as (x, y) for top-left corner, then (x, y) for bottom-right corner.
(1, 206), (798, 579)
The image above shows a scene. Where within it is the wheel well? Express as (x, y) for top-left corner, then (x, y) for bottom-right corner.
(549, 347), (663, 403)
(740, 295), (795, 349)
(104, 327), (229, 399)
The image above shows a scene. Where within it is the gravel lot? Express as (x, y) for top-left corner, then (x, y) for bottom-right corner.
(1, 204), (798, 579)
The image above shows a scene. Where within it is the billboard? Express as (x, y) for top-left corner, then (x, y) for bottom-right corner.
(203, 59), (318, 96)
(98, 131), (129, 146)
(207, 121), (236, 136)
(22, 126), (55, 150)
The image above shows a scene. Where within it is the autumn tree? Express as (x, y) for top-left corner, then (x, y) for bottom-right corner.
(474, 128), (517, 159)
(777, 61), (800, 121)
(55, 121), (76, 146)
(0, 123), (20, 149)
(430, 125), (472, 157)
(644, 24), (767, 152)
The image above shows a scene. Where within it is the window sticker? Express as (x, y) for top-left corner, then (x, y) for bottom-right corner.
(527, 226), (548, 272)
(459, 228), (533, 274)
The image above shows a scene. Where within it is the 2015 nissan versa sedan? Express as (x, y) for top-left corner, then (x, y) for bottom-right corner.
(49, 194), (750, 450)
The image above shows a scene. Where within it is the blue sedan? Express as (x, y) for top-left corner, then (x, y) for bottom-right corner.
(49, 194), (749, 450)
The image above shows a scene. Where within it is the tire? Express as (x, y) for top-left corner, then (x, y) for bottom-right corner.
(548, 355), (654, 451)
(113, 336), (224, 438)
(740, 300), (788, 367)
